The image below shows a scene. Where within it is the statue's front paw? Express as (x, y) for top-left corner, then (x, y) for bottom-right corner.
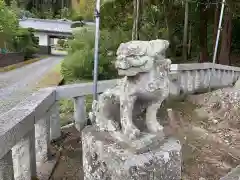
(124, 125), (140, 140)
(147, 123), (163, 133)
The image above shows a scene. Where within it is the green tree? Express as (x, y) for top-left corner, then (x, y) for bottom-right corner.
(57, 39), (65, 48)
(61, 27), (131, 82)
(79, 0), (95, 20)
(0, 0), (18, 49)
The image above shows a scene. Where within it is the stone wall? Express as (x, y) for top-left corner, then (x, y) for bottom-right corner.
(0, 53), (25, 68)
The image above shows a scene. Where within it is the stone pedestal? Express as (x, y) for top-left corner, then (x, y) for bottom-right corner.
(82, 126), (181, 180)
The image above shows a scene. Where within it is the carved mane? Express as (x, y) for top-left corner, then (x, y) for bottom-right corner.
(115, 39), (170, 76)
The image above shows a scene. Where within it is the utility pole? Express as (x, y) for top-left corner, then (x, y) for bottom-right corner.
(93, 0), (101, 100)
(208, 0), (226, 91)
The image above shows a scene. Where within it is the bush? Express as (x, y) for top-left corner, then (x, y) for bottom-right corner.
(12, 28), (39, 58)
(57, 39), (65, 48)
(18, 10), (35, 19)
(71, 15), (83, 22)
(61, 27), (131, 82)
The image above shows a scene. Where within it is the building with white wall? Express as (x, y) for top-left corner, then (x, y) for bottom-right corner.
(19, 18), (95, 54)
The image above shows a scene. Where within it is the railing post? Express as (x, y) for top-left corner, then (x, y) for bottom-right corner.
(216, 69), (221, 87)
(50, 102), (61, 141)
(74, 96), (86, 131)
(200, 69), (205, 87)
(187, 71), (194, 93)
(0, 151), (14, 180)
(221, 70), (226, 86)
(35, 115), (50, 164)
(232, 70), (235, 84)
(12, 128), (37, 179)
(205, 69), (211, 88)
(194, 70), (201, 91)
(180, 71), (187, 93)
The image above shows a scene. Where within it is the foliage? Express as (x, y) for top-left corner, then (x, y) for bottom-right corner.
(61, 28), (131, 82)
(79, 0), (95, 21)
(0, 0), (39, 57)
(232, 17), (240, 53)
(57, 39), (65, 48)
(60, 7), (71, 19)
(40, 8), (54, 19)
(0, 0), (18, 46)
(10, 0), (20, 16)
(31, 7), (54, 19)
(71, 14), (83, 21)
(57, 39), (68, 49)
(10, 0), (35, 18)
(18, 10), (35, 18)
(12, 28), (39, 58)
(101, 0), (133, 30)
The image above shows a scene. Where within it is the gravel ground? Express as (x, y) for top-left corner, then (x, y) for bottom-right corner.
(0, 56), (63, 114)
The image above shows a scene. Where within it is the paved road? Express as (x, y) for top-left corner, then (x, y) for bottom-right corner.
(0, 56), (63, 114)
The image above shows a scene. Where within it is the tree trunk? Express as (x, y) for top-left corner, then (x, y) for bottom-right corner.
(132, 0), (141, 40)
(199, 0), (209, 62)
(218, 9), (232, 65)
(164, 2), (176, 56)
(188, 24), (192, 58)
(132, 0), (137, 40)
(182, 0), (189, 61)
(213, 4), (220, 63)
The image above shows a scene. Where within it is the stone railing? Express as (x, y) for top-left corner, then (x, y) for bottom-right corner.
(1, 63), (240, 179)
(170, 63), (240, 96)
(0, 81), (115, 180)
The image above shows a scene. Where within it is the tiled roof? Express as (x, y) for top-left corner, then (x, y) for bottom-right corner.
(19, 18), (95, 33)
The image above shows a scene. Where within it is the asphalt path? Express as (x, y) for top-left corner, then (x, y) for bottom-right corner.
(0, 56), (63, 114)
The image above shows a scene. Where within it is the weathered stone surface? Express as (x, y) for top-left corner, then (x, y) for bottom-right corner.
(82, 126), (181, 180)
(0, 151), (14, 180)
(49, 102), (61, 141)
(12, 129), (37, 180)
(234, 78), (240, 89)
(220, 165), (240, 180)
(85, 40), (181, 179)
(37, 158), (58, 180)
(74, 96), (86, 131)
(89, 39), (172, 140)
(35, 116), (50, 165)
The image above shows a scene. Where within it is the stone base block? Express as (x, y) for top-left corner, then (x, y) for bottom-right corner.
(82, 126), (181, 180)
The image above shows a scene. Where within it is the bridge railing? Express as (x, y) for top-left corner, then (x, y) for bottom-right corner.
(0, 63), (240, 179)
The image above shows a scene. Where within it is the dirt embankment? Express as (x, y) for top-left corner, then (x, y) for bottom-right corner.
(162, 87), (240, 180)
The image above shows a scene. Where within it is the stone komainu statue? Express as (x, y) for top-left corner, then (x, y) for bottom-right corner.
(89, 39), (171, 139)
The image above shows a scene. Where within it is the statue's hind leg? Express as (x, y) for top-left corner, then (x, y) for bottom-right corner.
(145, 99), (164, 133)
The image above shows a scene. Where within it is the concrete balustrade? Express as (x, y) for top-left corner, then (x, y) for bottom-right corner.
(35, 116), (50, 165)
(0, 151), (14, 180)
(0, 62), (240, 179)
(74, 96), (86, 131)
(12, 129), (37, 179)
(49, 102), (61, 141)
(170, 63), (240, 95)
